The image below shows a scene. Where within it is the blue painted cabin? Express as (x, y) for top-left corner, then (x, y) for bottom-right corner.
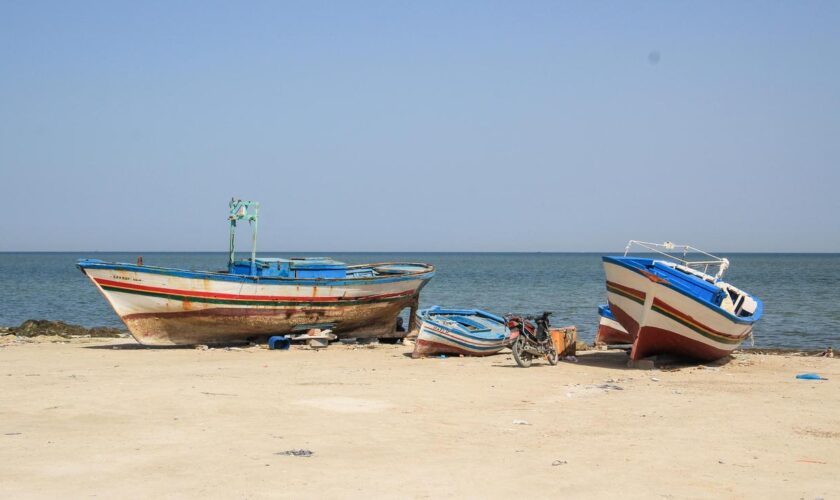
(228, 257), (348, 278)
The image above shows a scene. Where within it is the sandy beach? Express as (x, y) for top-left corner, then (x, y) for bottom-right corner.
(1, 336), (837, 499)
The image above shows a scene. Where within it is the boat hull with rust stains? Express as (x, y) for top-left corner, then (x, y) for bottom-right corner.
(77, 259), (434, 346)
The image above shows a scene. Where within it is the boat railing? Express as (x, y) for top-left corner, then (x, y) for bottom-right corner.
(623, 240), (729, 280)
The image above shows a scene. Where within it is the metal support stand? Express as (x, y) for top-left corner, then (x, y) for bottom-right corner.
(227, 198), (260, 273)
(407, 295), (420, 337)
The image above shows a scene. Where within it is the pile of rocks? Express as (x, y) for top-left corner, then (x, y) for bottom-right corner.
(2, 319), (127, 338)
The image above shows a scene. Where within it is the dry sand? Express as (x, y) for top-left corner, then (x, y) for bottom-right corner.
(1, 336), (837, 499)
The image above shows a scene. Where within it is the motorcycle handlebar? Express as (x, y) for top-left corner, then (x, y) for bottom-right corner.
(506, 312), (554, 321)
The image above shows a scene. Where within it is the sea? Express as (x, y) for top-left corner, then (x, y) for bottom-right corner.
(1, 252), (838, 350)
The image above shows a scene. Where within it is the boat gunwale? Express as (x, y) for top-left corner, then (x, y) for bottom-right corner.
(77, 259), (435, 286)
(418, 306), (506, 325)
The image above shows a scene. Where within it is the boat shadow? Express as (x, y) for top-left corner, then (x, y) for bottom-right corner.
(570, 349), (734, 370)
(82, 343), (196, 350)
(481, 351), (625, 369)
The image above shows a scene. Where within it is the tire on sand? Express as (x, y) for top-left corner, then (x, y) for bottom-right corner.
(512, 336), (532, 368)
(546, 342), (558, 365)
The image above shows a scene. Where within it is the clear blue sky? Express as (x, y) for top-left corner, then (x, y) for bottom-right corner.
(1, 1), (838, 252)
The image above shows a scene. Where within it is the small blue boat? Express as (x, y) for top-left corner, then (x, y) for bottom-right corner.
(412, 306), (510, 357)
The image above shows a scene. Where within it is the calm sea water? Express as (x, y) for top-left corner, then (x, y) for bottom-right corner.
(1, 252), (838, 349)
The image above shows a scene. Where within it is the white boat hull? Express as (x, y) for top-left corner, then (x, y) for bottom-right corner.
(603, 260), (755, 361)
(79, 262), (433, 346)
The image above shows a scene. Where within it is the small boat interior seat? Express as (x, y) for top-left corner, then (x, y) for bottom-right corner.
(714, 282), (758, 317)
(447, 315), (491, 333)
(735, 293), (758, 317)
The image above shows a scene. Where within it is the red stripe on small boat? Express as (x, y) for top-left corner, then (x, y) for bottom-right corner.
(413, 339), (501, 357)
(595, 324), (633, 345)
(421, 326), (506, 347)
(608, 302), (640, 338)
(93, 278), (412, 302)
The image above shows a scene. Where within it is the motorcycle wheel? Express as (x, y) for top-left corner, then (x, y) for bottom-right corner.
(512, 337), (532, 368)
(546, 342), (559, 365)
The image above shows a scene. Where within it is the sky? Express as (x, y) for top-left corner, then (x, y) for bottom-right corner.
(1, 1), (838, 252)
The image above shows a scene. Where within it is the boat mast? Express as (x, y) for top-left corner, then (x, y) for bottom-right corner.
(228, 199), (260, 274)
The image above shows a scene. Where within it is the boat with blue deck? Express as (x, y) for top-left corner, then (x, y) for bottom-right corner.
(412, 306), (510, 357)
(603, 240), (763, 361)
(77, 199), (435, 346)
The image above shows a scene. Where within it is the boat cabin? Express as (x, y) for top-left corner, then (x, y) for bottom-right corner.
(229, 257), (348, 278)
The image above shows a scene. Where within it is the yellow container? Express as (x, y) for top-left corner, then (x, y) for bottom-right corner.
(550, 326), (577, 357)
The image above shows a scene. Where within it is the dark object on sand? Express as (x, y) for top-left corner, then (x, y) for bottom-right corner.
(276, 449), (314, 457)
(7, 320), (126, 339)
(268, 336), (291, 350)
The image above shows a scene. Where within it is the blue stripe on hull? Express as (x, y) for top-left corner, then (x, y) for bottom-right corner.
(420, 327), (506, 352)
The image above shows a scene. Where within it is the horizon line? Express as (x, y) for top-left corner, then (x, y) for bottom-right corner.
(2, 250), (839, 255)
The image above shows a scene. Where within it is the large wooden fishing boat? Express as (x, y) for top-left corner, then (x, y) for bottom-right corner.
(603, 241), (763, 361)
(77, 200), (434, 346)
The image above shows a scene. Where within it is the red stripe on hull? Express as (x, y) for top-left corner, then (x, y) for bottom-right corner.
(122, 307), (327, 321)
(631, 326), (733, 362)
(605, 281), (646, 301)
(652, 297), (747, 342)
(94, 278), (412, 303)
(412, 339), (503, 358)
(595, 324), (633, 345)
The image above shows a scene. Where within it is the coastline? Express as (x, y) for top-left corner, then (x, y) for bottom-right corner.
(1, 336), (837, 498)
(3, 252), (839, 350)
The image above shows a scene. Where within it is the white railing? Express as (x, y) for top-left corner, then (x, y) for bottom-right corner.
(623, 240), (729, 280)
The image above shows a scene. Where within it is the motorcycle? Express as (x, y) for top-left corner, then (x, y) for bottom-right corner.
(507, 312), (558, 367)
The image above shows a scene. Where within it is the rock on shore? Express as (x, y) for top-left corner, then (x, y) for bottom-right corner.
(2, 319), (127, 338)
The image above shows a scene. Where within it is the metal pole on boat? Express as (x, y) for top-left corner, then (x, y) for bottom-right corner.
(227, 199), (260, 274)
(228, 198), (237, 270)
(250, 203), (259, 276)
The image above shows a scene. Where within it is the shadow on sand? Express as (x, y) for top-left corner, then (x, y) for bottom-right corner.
(82, 343), (195, 350)
(574, 348), (734, 370)
(484, 348), (733, 371)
